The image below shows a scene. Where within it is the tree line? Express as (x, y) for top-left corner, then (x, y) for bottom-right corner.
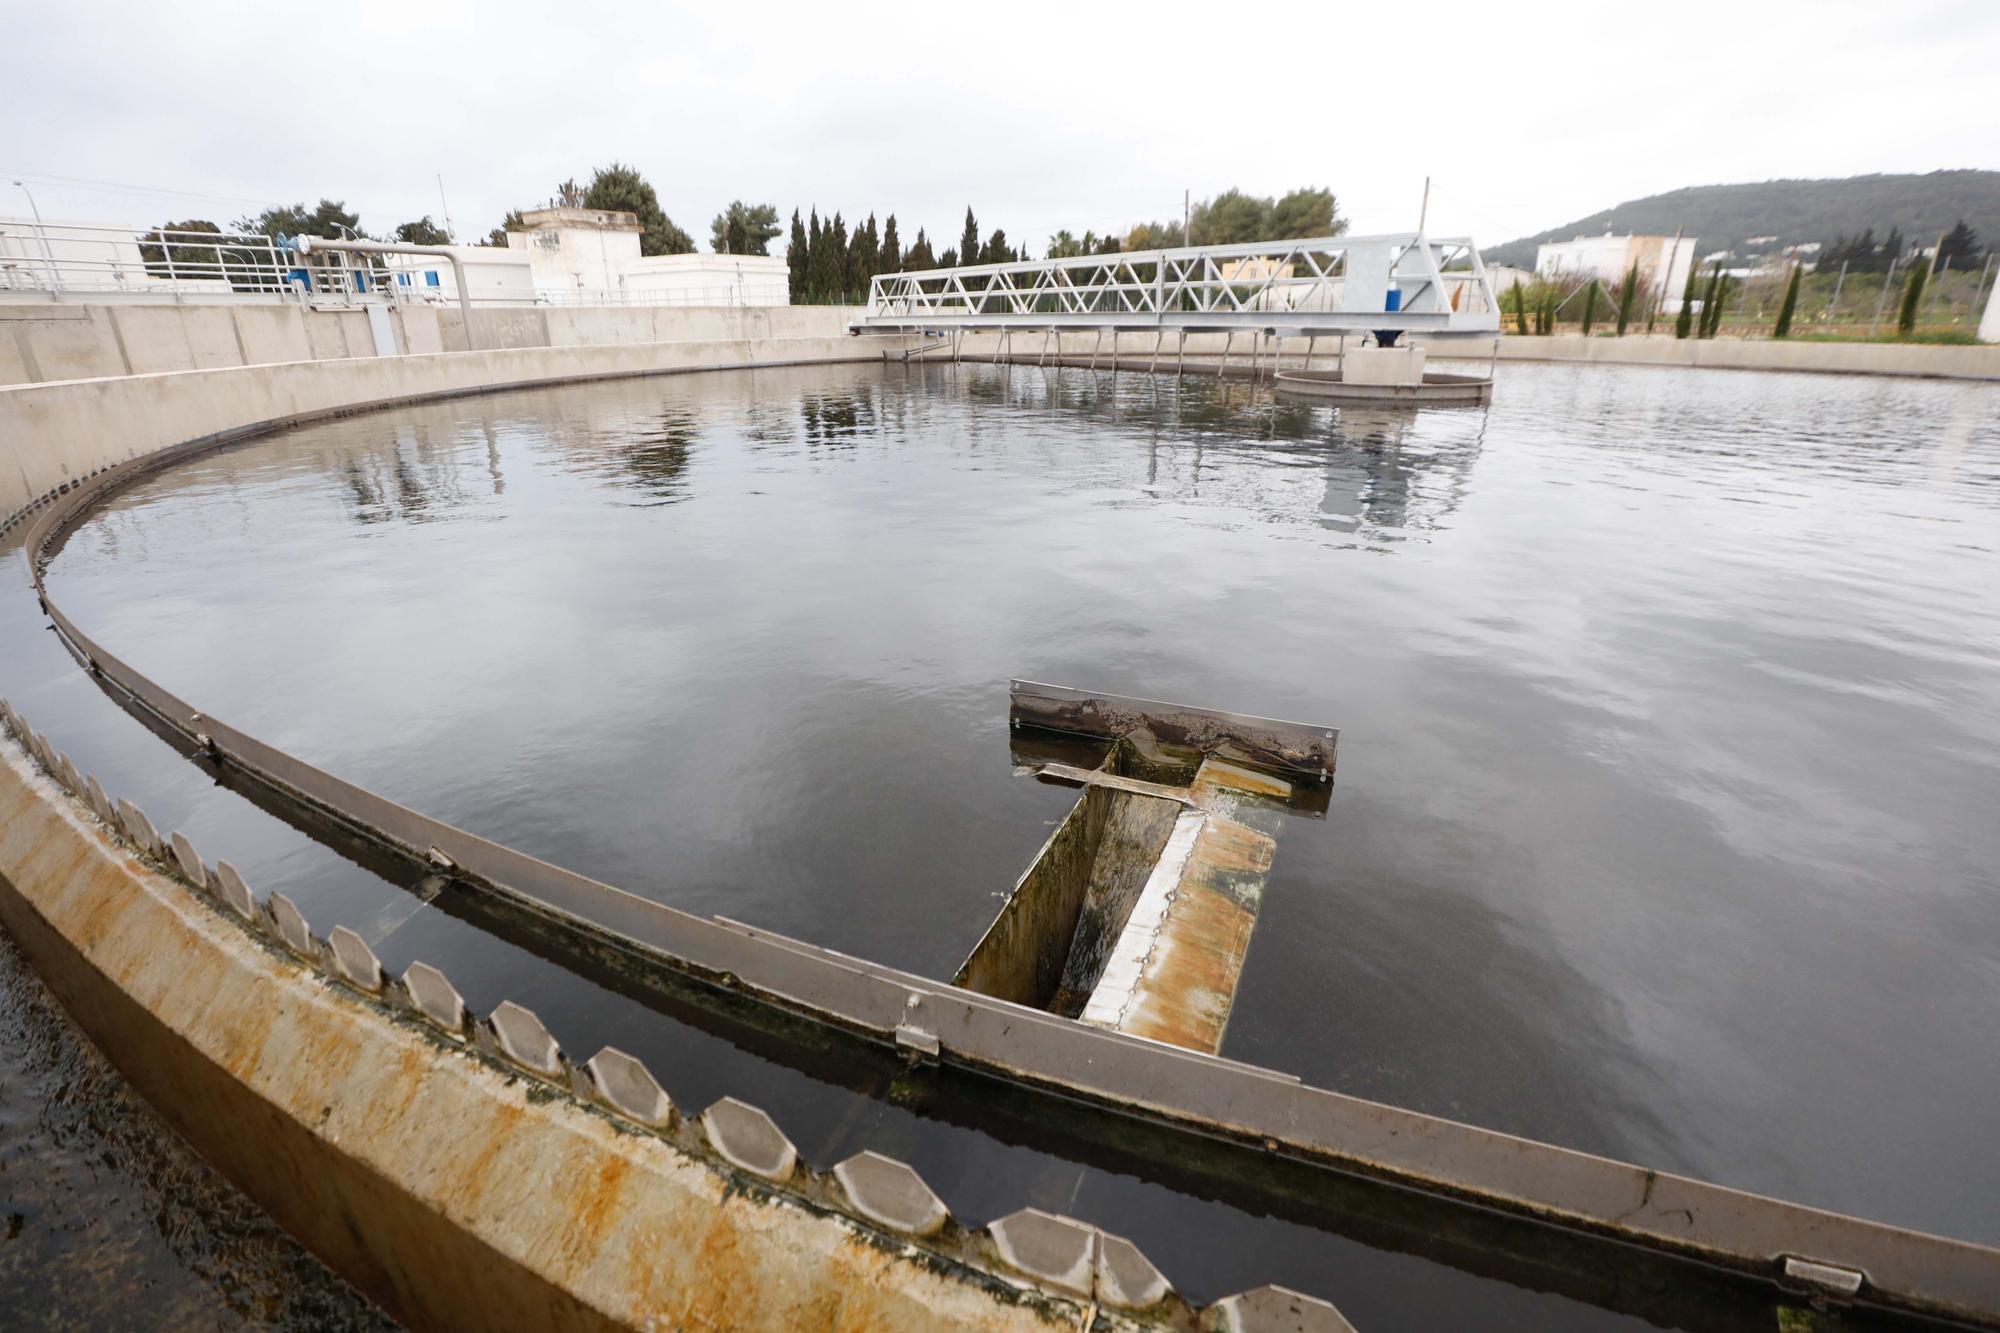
(1818, 219), (1983, 273)
(140, 178), (1344, 299)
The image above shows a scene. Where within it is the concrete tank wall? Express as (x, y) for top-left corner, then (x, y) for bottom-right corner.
(0, 739), (1109, 1333)
(0, 301), (859, 386)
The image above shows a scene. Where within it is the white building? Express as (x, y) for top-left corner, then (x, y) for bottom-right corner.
(383, 206), (788, 307)
(1536, 233), (1698, 309)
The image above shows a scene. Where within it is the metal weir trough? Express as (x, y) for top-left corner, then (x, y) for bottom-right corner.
(959, 682), (1334, 1055)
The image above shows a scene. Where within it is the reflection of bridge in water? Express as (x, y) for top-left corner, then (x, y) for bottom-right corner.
(968, 363), (1487, 544)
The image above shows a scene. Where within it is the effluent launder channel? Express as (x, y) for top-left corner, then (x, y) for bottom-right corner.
(4, 358), (1998, 1330)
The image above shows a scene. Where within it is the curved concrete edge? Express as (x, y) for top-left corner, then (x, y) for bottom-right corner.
(1420, 331), (2000, 379)
(917, 328), (2000, 381)
(0, 730), (1173, 1332)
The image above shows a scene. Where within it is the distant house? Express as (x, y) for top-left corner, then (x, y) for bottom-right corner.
(383, 207), (788, 307)
(1536, 233), (1698, 310)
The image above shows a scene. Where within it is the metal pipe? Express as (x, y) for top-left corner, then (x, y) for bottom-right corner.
(295, 235), (477, 351)
(12, 181), (62, 297)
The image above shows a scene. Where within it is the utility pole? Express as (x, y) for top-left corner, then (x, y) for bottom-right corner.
(1183, 189), (1190, 246)
(1869, 257), (1898, 338)
(1653, 224), (1684, 330)
(1418, 176), (1431, 233)
(1827, 259), (1847, 321)
(437, 173), (455, 242)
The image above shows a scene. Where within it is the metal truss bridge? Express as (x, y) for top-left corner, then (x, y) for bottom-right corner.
(857, 233), (1502, 338)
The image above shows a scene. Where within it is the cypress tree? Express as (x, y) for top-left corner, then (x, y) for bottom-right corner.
(1580, 279), (1601, 335)
(1510, 280), (1528, 336)
(1773, 262), (1802, 339)
(1675, 263), (1699, 338)
(827, 214), (849, 301)
(880, 215), (900, 275)
(848, 215), (878, 301)
(959, 208), (979, 270)
(1700, 268), (1730, 339)
(1539, 288), (1556, 335)
(806, 210), (823, 302)
(1896, 263), (1926, 334)
(786, 210), (808, 303)
(1615, 261), (1640, 336)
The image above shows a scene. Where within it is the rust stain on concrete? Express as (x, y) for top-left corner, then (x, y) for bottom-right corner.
(0, 739), (1124, 1331)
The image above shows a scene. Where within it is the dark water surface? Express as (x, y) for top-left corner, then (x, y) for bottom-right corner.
(6, 359), (1998, 1328)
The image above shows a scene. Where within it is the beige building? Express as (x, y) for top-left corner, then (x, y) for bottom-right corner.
(1536, 233), (1698, 309)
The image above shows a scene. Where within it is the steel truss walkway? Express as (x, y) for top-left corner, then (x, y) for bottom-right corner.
(857, 232), (1501, 337)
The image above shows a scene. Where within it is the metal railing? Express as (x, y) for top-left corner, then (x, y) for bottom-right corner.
(0, 220), (317, 300)
(0, 218), (792, 310)
(863, 233), (1501, 335)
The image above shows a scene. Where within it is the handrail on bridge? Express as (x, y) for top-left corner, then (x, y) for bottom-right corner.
(860, 232), (1501, 336)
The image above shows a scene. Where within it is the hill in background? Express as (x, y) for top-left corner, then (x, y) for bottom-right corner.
(1485, 170), (2000, 267)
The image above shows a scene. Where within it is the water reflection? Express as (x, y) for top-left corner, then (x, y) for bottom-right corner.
(21, 359), (2000, 1319)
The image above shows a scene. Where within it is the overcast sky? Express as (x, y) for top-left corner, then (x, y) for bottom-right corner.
(4, 0), (1993, 251)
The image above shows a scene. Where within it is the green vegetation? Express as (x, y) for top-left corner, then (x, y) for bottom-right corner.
(1675, 265), (1699, 338)
(481, 210), (523, 247)
(1615, 261), (1639, 336)
(580, 163), (693, 256)
(235, 199), (361, 240)
(1579, 279), (1601, 335)
(1046, 187), (1342, 258)
(1485, 170), (2000, 269)
(393, 216), (450, 246)
(1698, 266), (1729, 339)
(1772, 263), (1802, 338)
(710, 201), (781, 256)
(136, 218), (222, 273)
(1511, 281), (1529, 335)
(1896, 264), (1927, 334)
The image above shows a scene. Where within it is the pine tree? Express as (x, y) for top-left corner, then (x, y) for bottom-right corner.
(880, 215), (901, 275)
(1510, 281), (1528, 336)
(1675, 263), (1699, 338)
(1615, 261), (1640, 336)
(959, 208), (979, 270)
(1938, 219), (1981, 267)
(1773, 262), (1802, 339)
(580, 163), (692, 256)
(1879, 228), (1905, 271)
(904, 228), (935, 272)
(1896, 263), (1927, 334)
(787, 210), (808, 303)
(1580, 279), (1601, 335)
